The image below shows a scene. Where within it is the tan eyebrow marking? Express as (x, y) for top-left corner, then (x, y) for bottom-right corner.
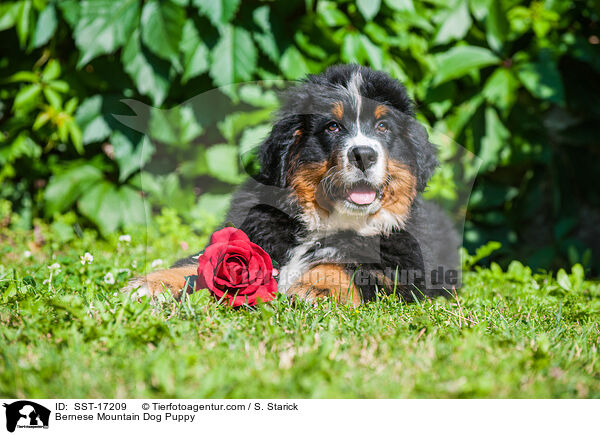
(374, 105), (388, 119)
(332, 101), (344, 119)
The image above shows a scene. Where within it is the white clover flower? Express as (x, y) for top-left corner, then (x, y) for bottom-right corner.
(131, 260), (137, 269)
(80, 252), (94, 265)
(151, 259), (163, 269)
(24, 250), (32, 258)
(48, 263), (61, 272)
(104, 272), (115, 285)
(43, 279), (50, 285)
(118, 234), (131, 243)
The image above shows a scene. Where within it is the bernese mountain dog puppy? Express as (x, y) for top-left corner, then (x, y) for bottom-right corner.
(126, 65), (460, 305)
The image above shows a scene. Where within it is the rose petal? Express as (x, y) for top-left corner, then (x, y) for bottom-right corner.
(210, 227), (250, 245)
(217, 256), (247, 286)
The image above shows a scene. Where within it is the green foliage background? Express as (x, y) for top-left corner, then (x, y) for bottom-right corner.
(1, 0), (599, 273)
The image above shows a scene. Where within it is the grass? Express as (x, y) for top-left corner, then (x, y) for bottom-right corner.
(0, 217), (599, 398)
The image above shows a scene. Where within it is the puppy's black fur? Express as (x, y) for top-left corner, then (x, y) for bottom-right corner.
(174, 65), (459, 301)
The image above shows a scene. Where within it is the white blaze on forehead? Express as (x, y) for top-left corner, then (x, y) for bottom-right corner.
(341, 71), (386, 184)
(346, 70), (363, 117)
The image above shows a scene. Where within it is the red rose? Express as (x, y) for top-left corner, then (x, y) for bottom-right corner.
(197, 227), (278, 307)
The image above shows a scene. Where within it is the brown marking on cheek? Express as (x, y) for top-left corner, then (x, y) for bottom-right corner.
(287, 264), (361, 306)
(374, 105), (388, 120)
(332, 101), (344, 120)
(289, 161), (329, 212)
(289, 149), (346, 213)
(378, 159), (417, 219)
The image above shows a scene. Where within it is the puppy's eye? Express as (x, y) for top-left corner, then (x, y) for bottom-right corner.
(326, 122), (341, 133)
(376, 121), (389, 132)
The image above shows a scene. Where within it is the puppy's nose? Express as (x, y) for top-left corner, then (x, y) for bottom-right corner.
(348, 146), (378, 172)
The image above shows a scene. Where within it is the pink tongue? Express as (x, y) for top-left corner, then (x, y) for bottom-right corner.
(348, 189), (376, 205)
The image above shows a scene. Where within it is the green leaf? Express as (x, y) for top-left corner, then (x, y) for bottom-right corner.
(425, 81), (456, 118)
(359, 35), (383, 69)
(149, 105), (203, 146)
(0, 131), (41, 165)
(341, 33), (383, 69)
(13, 83), (41, 114)
(78, 181), (122, 235)
(193, 0), (240, 26)
(209, 25), (257, 87)
(33, 111), (51, 130)
(253, 6), (279, 62)
(0, 2), (20, 31)
(75, 95), (111, 145)
(74, 0), (139, 67)
(6, 70), (38, 83)
(217, 108), (272, 143)
(122, 30), (172, 106)
(570, 264), (584, 291)
(556, 269), (572, 291)
(463, 240), (501, 269)
(43, 87), (62, 109)
(48, 80), (69, 93)
(56, 0), (80, 28)
(66, 119), (83, 154)
(238, 85), (278, 108)
(64, 97), (78, 115)
(111, 130), (154, 182)
(295, 32), (328, 60)
(45, 164), (104, 215)
(239, 124), (270, 165)
(32, 3), (57, 48)
(141, 0), (185, 68)
(317, 1), (349, 26)
(119, 185), (147, 227)
(206, 144), (245, 184)
(16, 0), (32, 48)
(280, 46), (309, 80)
(482, 68), (519, 114)
(357, 0), (381, 20)
(50, 220), (75, 243)
(384, 0), (414, 12)
(191, 192), (231, 223)
(443, 94), (484, 138)
(517, 52), (564, 104)
(342, 32), (362, 64)
(42, 59), (61, 82)
(433, 46), (500, 85)
(180, 19), (209, 83)
(468, 0), (489, 21)
(479, 106), (509, 171)
(486, 0), (509, 52)
(434, 0), (472, 44)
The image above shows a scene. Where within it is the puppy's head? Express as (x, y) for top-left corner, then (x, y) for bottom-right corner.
(258, 65), (438, 234)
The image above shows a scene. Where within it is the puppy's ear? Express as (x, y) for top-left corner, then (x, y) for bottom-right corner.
(410, 122), (439, 192)
(257, 115), (303, 187)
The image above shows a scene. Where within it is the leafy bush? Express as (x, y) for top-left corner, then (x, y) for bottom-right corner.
(0, 0), (599, 273)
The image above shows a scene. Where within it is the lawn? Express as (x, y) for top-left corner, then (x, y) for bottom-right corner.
(1, 216), (599, 398)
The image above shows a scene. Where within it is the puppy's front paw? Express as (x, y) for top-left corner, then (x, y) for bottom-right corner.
(286, 264), (361, 306)
(122, 265), (198, 299)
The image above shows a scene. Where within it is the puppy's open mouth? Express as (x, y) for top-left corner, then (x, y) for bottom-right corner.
(345, 182), (380, 206)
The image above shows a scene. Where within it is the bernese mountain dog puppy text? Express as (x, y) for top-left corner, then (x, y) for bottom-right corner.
(125, 65), (460, 305)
